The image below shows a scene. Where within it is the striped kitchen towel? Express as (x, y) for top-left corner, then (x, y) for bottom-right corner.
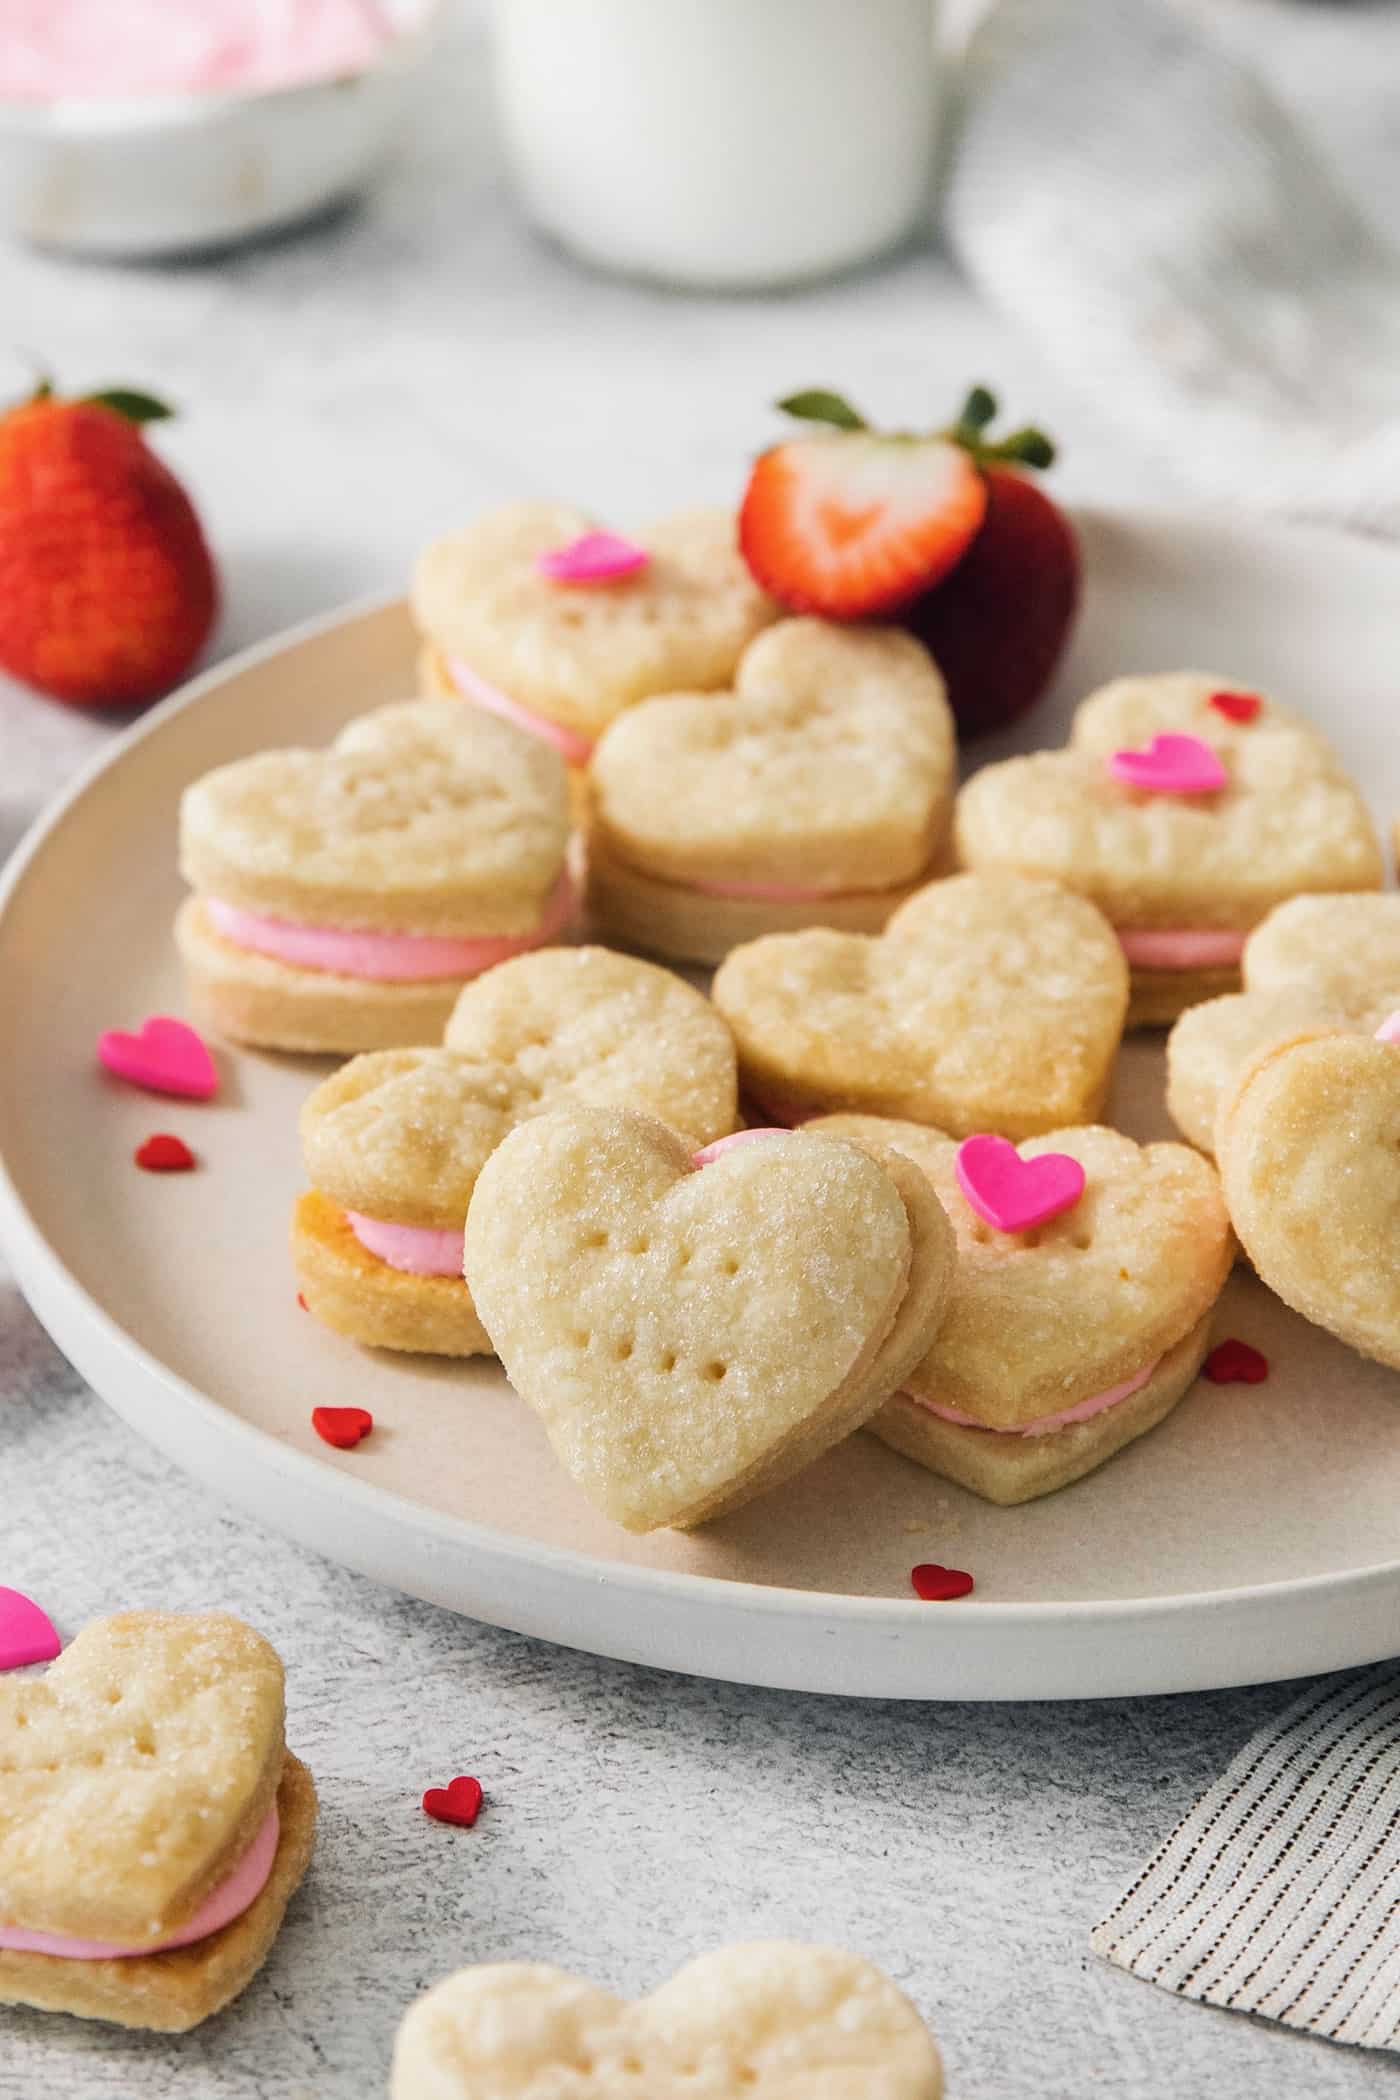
(1091, 1670), (1400, 2050)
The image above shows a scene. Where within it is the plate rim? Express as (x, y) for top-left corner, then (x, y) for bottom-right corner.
(4, 507), (1400, 1695)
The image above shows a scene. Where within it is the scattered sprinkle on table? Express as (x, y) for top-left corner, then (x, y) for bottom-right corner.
(1203, 1339), (1269, 1384)
(311, 1406), (373, 1450)
(422, 1775), (484, 1827)
(910, 1563), (975, 1602)
(134, 1133), (196, 1172)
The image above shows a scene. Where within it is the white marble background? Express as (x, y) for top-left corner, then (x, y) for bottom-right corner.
(3, 3), (1399, 2094)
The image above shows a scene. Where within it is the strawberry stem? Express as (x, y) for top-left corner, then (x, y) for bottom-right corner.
(772, 381), (1057, 470)
(82, 388), (175, 426)
(776, 389), (868, 432)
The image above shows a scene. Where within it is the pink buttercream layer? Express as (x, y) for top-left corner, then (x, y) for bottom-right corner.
(346, 1212), (465, 1277)
(1117, 929), (1246, 970)
(205, 871), (573, 984)
(0, 1804), (279, 1960)
(446, 658), (595, 769)
(691, 1130), (786, 1169)
(911, 1360), (1158, 1440)
(1376, 1012), (1400, 1044)
(0, 0), (390, 102)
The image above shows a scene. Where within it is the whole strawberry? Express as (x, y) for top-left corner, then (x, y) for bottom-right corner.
(0, 381), (218, 709)
(902, 387), (1080, 739)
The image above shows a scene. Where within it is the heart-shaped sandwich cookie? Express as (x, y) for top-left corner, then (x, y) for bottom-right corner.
(414, 502), (777, 764)
(177, 698), (571, 1054)
(585, 619), (956, 963)
(1167, 893), (1400, 1156)
(955, 673), (1382, 1025)
(817, 1116), (1232, 1503)
(1217, 1031), (1400, 1370)
(712, 871), (1129, 1139)
(463, 1107), (954, 1530)
(391, 1943), (943, 2099)
(0, 1612), (316, 2032)
(296, 947), (738, 1355)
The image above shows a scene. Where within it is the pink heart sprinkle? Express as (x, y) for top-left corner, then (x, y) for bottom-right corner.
(0, 1588), (61, 1672)
(98, 1016), (218, 1100)
(535, 531), (650, 585)
(955, 1135), (1086, 1235)
(692, 1130), (786, 1168)
(1108, 733), (1227, 797)
(1376, 1013), (1400, 1044)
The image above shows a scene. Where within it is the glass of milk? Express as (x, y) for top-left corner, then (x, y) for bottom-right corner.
(491, 0), (941, 291)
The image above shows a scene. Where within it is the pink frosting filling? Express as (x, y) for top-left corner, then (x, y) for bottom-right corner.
(911, 1360), (1158, 1439)
(0, 1804), (279, 1960)
(205, 871), (573, 984)
(1117, 929), (1246, 970)
(446, 658), (595, 768)
(346, 1212), (465, 1276)
(691, 1130), (786, 1168)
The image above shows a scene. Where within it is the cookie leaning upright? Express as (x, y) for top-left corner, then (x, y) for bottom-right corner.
(176, 698), (571, 1053)
(956, 674), (1383, 1026)
(0, 1613), (315, 2032)
(1216, 1027), (1400, 1372)
(413, 501), (777, 767)
(391, 1943), (943, 2099)
(818, 1115), (1232, 1504)
(1167, 892), (1400, 1155)
(463, 1108), (954, 1531)
(295, 947), (739, 1356)
(585, 618), (956, 964)
(712, 870), (1128, 1138)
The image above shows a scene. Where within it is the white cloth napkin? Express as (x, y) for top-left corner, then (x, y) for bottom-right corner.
(1092, 1669), (1400, 2050)
(945, 0), (1400, 532)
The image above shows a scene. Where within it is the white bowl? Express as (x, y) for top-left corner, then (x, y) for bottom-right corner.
(0, 3), (440, 258)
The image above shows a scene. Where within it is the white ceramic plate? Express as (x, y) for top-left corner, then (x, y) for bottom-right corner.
(3, 506), (1400, 1701)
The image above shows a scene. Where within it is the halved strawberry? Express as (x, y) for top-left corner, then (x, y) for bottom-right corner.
(740, 390), (989, 618)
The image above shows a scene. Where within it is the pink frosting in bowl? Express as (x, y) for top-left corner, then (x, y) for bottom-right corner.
(1116, 929), (1246, 970)
(0, 1803), (280, 1960)
(910, 1360), (1159, 1440)
(205, 870), (573, 984)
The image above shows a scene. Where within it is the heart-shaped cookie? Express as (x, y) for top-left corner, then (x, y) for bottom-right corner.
(712, 871), (1129, 1139)
(585, 618), (956, 964)
(956, 672), (1382, 1024)
(1167, 893), (1400, 1155)
(1217, 1031), (1400, 1370)
(177, 698), (571, 1054)
(462, 1106), (954, 1530)
(413, 502), (777, 755)
(817, 1115), (1232, 1503)
(0, 1612), (317, 2032)
(391, 1943), (943, 2099)
(295, 947), (739, 1356)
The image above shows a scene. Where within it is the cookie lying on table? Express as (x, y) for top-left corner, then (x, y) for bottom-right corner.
(585, 619), (955, 964)
(1167, 892), (1400, 1156)
(176, 698), (571, 1054)
(414, 501), (776, 772)
(295, 948), (739, 1356)
(955, 673), (1382, 1026)
(712, 870), (1128, 1139)
(391, 1942), (943, 2099)
(0, 1612), (315, 2032)
(816, 1115), (1232, 1504)
(463, 1110), (955, 1531)
(1217, 1026), (1400, 1372)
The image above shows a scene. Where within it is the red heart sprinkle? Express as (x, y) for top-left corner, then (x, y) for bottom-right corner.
(1209, 690), (1263, 724)
(297, 1293), (308, 1311)
(422, 1775), (483, 1827)
(1203, 1339), (1269, 1385)
(134, 1133), (196, 1172)
(911, 1563), (975, 1602)
(312, 1406), (373, 1449)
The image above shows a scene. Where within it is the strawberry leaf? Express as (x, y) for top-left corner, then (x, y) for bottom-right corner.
(84, 388), (175, 426)
(777, 389), (867, 432)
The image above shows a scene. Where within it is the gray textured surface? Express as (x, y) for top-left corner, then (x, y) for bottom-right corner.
(2, 4), (1399, 2093)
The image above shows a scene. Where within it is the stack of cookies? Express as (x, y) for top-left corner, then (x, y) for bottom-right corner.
(165, 488), (1395, 1531)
